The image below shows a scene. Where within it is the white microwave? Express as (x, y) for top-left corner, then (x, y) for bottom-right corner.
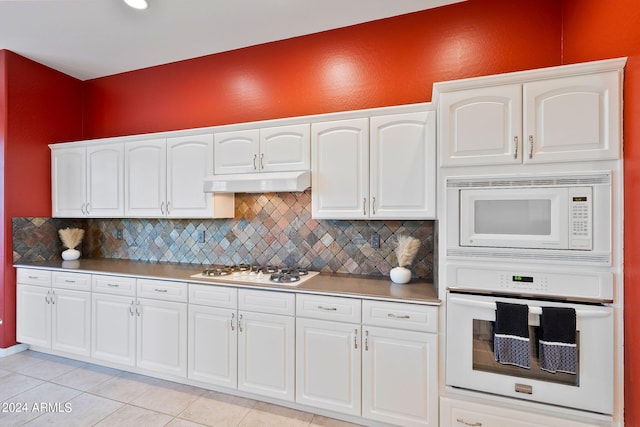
(446, 171), (612, 265)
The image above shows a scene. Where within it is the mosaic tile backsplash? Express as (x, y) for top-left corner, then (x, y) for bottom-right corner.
(13, 191), (434, 279)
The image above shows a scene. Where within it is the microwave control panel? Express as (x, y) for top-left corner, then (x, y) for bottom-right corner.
(568, 187), (593, 250)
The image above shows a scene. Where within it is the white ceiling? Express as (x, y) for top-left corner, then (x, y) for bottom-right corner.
(0, 0), (465, 81)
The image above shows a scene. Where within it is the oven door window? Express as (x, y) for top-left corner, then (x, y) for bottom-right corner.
(472, 319), (579, 386)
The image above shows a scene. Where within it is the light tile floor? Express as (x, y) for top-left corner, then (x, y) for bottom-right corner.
(0, 350), (362, 427)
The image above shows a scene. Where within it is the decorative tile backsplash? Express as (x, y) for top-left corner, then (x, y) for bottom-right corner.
(13, 190), (434, 279)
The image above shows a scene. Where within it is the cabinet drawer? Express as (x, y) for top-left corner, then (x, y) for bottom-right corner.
(362, 300), (437, 333)
(238, 289), (295, 316)
(17, 268), (51, 287)
(92, 274), (136, 296)
(296, 294), (361, 323)
(189, 284), (237, 309)
(137, 279), (187, 302)
(52, 271), (91, 291)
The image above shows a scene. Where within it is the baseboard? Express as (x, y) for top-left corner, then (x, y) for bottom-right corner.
(0, 343), (29, 358)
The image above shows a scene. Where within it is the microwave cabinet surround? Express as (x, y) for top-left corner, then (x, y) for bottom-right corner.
(51, 143), (125, 217)
(213, 123), (310, 175)
(51, 133), (234, 219)
(436, 58), (624, 167)
(311, 110), (436, 220)
(15, 266), (439, 427)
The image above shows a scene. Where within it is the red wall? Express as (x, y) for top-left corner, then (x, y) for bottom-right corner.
(0, 50), (83, 348)
(561, 1), (640, 424)
(83, 0), (561, 139)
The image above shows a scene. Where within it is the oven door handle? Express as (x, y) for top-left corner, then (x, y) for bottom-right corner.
(448, 296), (612, 319)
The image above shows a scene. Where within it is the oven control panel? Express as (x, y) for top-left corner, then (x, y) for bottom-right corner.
(446, 263), (613, 301)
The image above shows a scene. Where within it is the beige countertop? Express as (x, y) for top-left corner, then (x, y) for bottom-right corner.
(14, 259), (440, 305)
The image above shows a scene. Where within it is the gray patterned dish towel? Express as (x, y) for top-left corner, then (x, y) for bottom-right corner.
(539, 307), (578, 375)
(494, 302), (530, 369)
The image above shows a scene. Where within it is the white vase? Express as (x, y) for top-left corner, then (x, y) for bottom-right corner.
(390, 266), (411, 284)
(62, 248), (81, 261)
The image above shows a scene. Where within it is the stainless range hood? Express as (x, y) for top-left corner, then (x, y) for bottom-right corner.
(203, 171), (310, 193)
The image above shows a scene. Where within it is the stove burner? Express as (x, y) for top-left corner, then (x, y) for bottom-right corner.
(260, 265), (279, 274)
(270, 272), (301, 283)
(202, 265), (234, 276)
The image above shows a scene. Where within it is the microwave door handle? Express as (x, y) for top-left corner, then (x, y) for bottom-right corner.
(448, 296), (611, 319)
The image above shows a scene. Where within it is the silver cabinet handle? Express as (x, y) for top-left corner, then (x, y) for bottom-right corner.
(160, 202), (165, 215)
(136, 300), (141, 317)
(130, 300), (135, 316)
(86, 203), (90, 214)
(28, 275), (39, 280)
(372, 197), (376, 215)
(387, 313), (410, 319)
(107, 283), (120, 288)
(45, 290), (51, 304)
(529, 134), (534, 159)
(317, 306), (337, 311)
(230, 312), (235, 331)
(238, 314), (243, 332)
(154, 288), (168, 293)
(64, 279), (76, 284)
(166, 201), (170, 215)
(253, 154), (257, 170)
(364, 330), (369, 351)
(260, 153), (264, 170)
(354, 329), (358, 349)
(363, 198), (366, 216)
(51, 290), (55, 304)
(513, 136), (519, 159)
(456, 419), (482, 427)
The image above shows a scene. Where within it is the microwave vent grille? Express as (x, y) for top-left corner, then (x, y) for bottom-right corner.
(447, 248), (611, 265)
(447, 172), (611, 189)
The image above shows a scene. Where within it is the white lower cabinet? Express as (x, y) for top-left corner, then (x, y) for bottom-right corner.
(361, 300), (439, 427)
(238, 289), (296, 402)
(91, 275), (187, 378)
(440, 397), (602, 427)
(188, 284), (238, 388)
(17, 269), (91, 358)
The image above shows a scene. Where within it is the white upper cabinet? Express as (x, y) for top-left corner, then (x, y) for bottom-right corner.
(439, 68), (622, 167)
(52, 143), (124, 217)
(125, 133), (234, 218)
(214, 124), (310, 175)
(312, 111), (436, 220)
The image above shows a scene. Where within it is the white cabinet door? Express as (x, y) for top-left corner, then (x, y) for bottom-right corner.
(91, 293), (136, 367)
(439, 84), (522, 167)
(523, 71), (621, 163)
(51, 147), (86, 217)
(137, 298), (188, 378)
(214, 129), (260, 175)
(86, 143), (124, 217)
(125, 138), (167, 217)
(238, 311), (295, 402)
(51, 288), (91, 356)
(362, 326), (438, 427)
(188, 304), (237, 388)
(311, 118), (369, 219)
(370, 111), (436, 219)
(295, 318), (361, 415)
(16, 284), (52, 348)
(260, 124), (310, 172)
(166, 134), (216, 218)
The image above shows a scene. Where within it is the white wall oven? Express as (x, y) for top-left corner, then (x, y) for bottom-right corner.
(446, 171), (612, 265)
(445, 263), (614, 415)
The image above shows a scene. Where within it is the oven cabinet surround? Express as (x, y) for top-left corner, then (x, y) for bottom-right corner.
(214, 123), (310, 175)
(90, 274), (188, 377)
(16, 269), (91, 357)
(440, 397), (604, 427)
(124, 133), (234, 218)
(436, 59), (624, 167)
(311, 110), (436, 220)
(51, 142), (125, 217)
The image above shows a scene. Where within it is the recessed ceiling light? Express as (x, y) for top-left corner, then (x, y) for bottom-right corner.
(124, 0), (148, 10)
